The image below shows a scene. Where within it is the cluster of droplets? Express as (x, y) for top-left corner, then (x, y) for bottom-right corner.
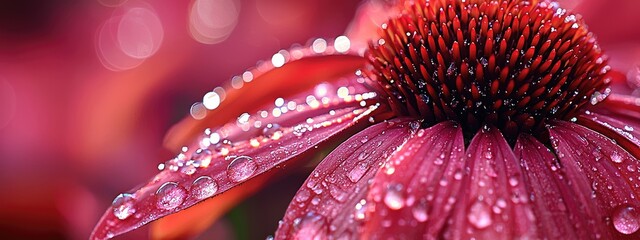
(189, 36), (354, 120)
(111, 173), (219, 220)
(111, 155), (262, 220)
(159, 147), (214, 175)
(109, 87), (383, 233)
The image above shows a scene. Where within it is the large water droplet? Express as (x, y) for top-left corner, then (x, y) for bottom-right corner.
(156, 182), (186, 210)
(468, 201), (492, 229)
(227, 156), (257, 182)
(384, 183), (405, 210)
(612, 205), (640, 235)
(411, 200), (429, 222)
(191, 176), (218, 200)
(112, 193), (136, 220)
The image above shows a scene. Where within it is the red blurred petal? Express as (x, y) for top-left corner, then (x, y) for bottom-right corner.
(446, 127), (536, 239)
(275, 118), (417, 239)
(515, 134), (591, 238)
(361, 121), (465, 239)
(90, 83), (385, 239)
(345, 0), (400, 50)
(549, 121), (640, 238)
(164, 54), (366, 150)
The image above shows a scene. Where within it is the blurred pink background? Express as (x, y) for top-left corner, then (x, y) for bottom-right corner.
(0, 0), (638, 239)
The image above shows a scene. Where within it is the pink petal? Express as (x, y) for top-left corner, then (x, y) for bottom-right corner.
(578, 111), (640, 158)
(274, 118), (420, 239)
(90, 78), (385, 239)
(446, 127), (536, 239)
(360, 121), (465, 239)
(164, 53), (366, 150)
(592, 94), (640, 125)
(515, 134), (595, 238)
(549, 121), (640, 238)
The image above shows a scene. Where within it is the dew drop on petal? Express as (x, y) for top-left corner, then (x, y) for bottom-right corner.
(226, 156), (257, 182)
(192, 148), (213, 167)
(203, 91), (221, 110)
(191, 176), (218, 200)
(508, 176), (519, 187)
(181, 164), (197, 175)
(411, 201), (429, 222)
(293, 212), (327, 239)
(610, 151), (623, 163)
(354, 199), (368, 220)
(190, 102), (207, 120)
(312, 38), (327, 53)
(263, 123), (282, 138)
(347, 161), (368, 183)
(155, 182), (187, 210)
(112, 193), (136, 220)
(334, 36), (351, 53)
(468, 201), (492, 229)
(384, 183), (405, 210)
(612, 205), (640, 235)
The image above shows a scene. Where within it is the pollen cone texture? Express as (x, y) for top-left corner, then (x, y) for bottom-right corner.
(366, 0), (609, 138)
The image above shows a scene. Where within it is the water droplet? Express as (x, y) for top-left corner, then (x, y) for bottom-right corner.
(192, 149), (213, 168)
(226, 156), (257, 182)
(293, 124), (311, 137)
(447, 62), (457, 76)
(434, 153), (445, 165)
(624, 125), (635, 132)
(112, 193), (136, 220)
(468, 201), (492, 229)
(329, 186), (347, 202)
(384, 183), (405, 210)
(611, 151), (624, 163)
(263, 123), (283, 139)
(354, 199), (368, 220)
(311, 196), (320, 205)
(348, 161), (368, 183)
(296, 189), (311, 202)
(484, 150), (493, 159)
(155, 182), (186, 210)
(411, 201), (429, 222)
(613, 205), (640, 234)
(293, 212), (327, 239)
(165, 157), (186, 172)
(190, 176), (217, 200)
(180, 164), (197, 175)
(508, 177), (519, 187)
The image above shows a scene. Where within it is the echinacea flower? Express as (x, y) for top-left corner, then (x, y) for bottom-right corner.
(91, 0), (640, 239)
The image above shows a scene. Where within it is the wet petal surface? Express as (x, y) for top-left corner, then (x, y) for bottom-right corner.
(515, 134), (594, 239)
(549, 121), (640, 238)
(91, 83), (384, 240)
(275, 118), (418, 239)
(360, 121), (465, 239)
(446, 127), (536, 239)
(164, 53), (365, 150)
